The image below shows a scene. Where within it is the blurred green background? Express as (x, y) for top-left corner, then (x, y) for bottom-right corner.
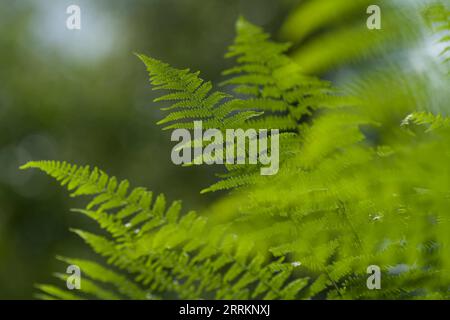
(0, 0), (295, 299)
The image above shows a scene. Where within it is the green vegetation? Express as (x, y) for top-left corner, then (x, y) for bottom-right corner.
(21, 1), (450, 299)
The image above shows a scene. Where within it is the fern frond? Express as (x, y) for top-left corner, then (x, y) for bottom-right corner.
(207, 103), (450, 298)
(22, 160), (310, 300)
(222, 17), (338, 126)
(137, 53), (260, 131)
(401, 112), (450, 131)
